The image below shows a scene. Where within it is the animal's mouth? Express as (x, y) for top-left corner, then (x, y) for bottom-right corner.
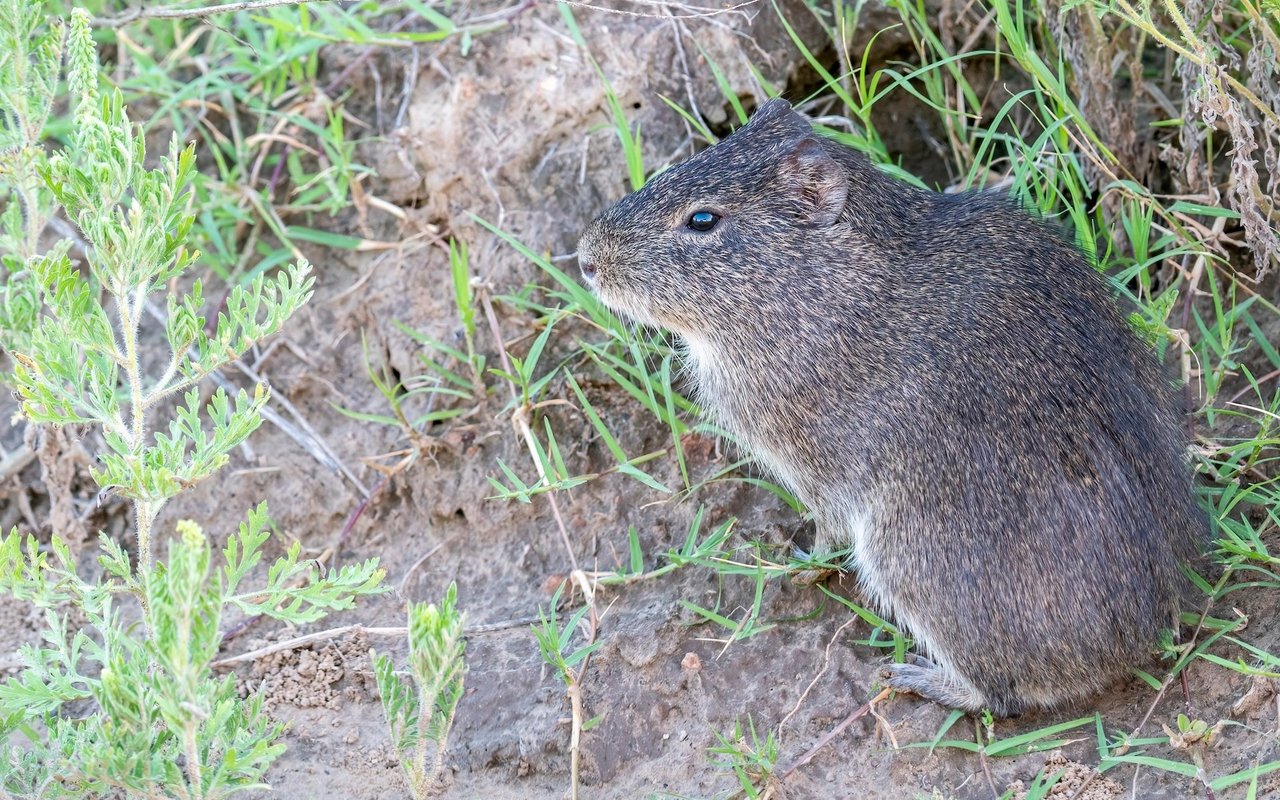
(575, 241), (664, 329)
(590, 283), (664, 330)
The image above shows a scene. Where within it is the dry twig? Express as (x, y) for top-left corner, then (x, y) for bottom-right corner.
(96, 0), (329, 26)
(777, 687), (892, 780)
(213, 613), (550, 668)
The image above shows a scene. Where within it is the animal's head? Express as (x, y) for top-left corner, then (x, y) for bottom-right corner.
(576, 99), (852, 336)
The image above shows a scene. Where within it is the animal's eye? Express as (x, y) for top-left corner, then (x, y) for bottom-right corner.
(686, 211), (720, 232)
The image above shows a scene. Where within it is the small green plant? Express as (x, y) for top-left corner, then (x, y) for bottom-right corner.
(335, 237), (486, 461)
(0, 0), (57, 357)
(591, 508), (739, 586)
(1099, 708), (1280, 795)
(558, 5), (646, 191)
(999, 768), (1065, 800)
(6, 6), (313, 574)
(374, 582), (467, 799)
(1, 508), (383, 798)
(708, 716), (779, 799)
(532, 582), (601, 800)
(0, 5), (385, 797)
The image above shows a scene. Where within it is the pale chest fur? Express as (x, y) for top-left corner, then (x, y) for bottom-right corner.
(681, 338), (947, 673)
(682, 335), (808, 494)
(681, 334), (878, 547)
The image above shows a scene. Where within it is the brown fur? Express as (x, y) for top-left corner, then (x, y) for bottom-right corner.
(576, 98), (1207, 717)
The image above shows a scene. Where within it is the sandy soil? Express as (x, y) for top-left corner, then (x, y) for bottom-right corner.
(2, 2), (1277, 799)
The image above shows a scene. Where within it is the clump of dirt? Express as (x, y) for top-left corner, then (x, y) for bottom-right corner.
(243, 630), (377, 712)
(1007, 755), (1124, 800)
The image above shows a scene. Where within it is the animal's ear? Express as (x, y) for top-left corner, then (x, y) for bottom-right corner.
(778, 137), (848, 226)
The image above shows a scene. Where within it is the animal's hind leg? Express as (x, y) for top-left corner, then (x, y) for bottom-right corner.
(879, 655), (1018, 717)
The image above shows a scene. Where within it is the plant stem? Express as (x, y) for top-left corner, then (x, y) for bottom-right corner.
(118, 286), (152, 574)
(567, 679), (583, 800)
(183, 721), (204, 800)
(434, 700), (457, 783)
(1157, 0), (1205, 60)
(412, 679), (431, 800)
(135, 499), (155, 584)
(16, 175), (43, 258)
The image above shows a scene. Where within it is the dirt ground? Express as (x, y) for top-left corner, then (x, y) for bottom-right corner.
(2, 2), (1279, 799)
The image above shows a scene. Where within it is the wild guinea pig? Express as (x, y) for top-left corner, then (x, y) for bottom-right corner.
(575, 97), (1207, 718)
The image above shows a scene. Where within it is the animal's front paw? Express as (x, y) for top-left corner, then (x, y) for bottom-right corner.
(878, 653), (935, 691)
(879, 656), (988, 714)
